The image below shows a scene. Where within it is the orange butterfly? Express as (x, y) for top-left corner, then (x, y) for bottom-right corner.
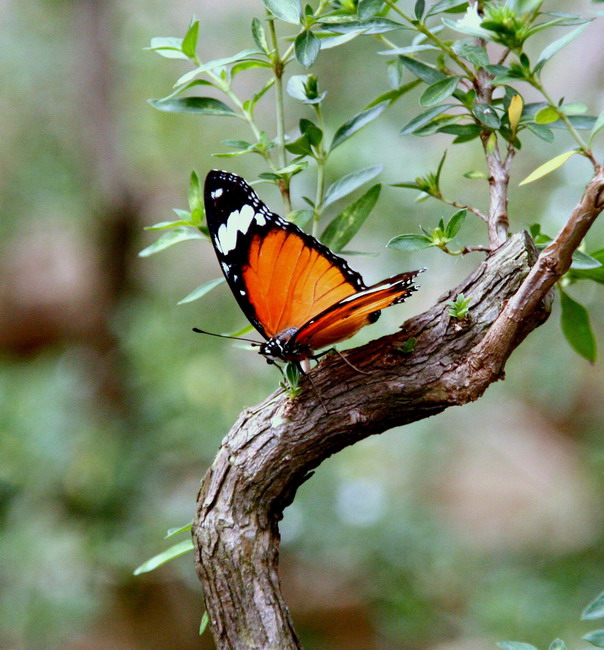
(203, 170), (421, 363)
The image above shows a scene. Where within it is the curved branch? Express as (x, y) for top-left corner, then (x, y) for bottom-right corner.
(193, 167), (604, 649)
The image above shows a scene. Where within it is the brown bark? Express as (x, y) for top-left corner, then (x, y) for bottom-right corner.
(193, 165), (604, 648)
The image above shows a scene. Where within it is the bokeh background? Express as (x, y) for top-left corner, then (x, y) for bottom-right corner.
(1, 1), (604, 648)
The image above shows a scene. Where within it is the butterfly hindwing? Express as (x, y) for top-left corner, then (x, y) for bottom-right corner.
(204, 170), (367, 340)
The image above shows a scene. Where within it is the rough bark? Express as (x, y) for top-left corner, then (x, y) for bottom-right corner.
(193, 165), (604, 649)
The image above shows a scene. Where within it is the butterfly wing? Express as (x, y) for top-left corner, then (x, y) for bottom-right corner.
(204, 170), (367, 340)
(289, 270), (421, 352)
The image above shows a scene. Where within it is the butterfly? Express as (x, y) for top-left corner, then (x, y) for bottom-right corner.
(203, 170), (422, 364)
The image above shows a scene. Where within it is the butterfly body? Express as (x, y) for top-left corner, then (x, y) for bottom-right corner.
(204, 170), (421, 363)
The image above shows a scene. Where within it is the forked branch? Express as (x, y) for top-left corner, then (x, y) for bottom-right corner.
(191, 162), (604, 650)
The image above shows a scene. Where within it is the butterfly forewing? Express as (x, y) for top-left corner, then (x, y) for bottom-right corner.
(204, 170), (366, 340)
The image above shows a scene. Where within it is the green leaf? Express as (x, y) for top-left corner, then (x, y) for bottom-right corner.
(463, 170), (487, 178)
(133, 539), (194, 575)
(583, 590), (604, 620)
(419, 76), (462, 107)
(472, 104), (501, 129)
(445, 209), (467, 238)
(139, 227), (206, 257)
(199, 611), (210, 636)
(165, 523), (192, 539)
(295, 30), (320, 67)
(534, 106), (560, 124)
(149, 97), (237, 116)
(519, 150), (579, 186)
(322, 18), (406, 34)
(400, 104), (455, 134)
(318, 31), (362, 49)
(415, 0), (426, 20)
(175, 49), (262, 86)
(399, 55), (446, 84)
(321, 184), (381, 252)
(387, 233), (434, 251)
(559, 288), (597, 363)
(358, 0), (384, 20)
(323, 165), (383, 208)
(548, 640), (567, 650)
(452, 40), (489, 67)
(377, 44), (439, 56)
(583, 630), (604, 648)
(181, 20), (199, 59)
(330, 102), (388, 151)
(443, 5), (493, 39)
(261, 0), (301, 24)
(188, 170), (202, 211)
(144, 220), (192, 231)
(526, 123), (554, 142)
(496, 643), (539, 650)
(287, 209), (313, 228)
(364, 79), (422, 108)
(571, 249), (602, 270)
(146, 37), (188, 60)
(178, 278), (226, 305)
(589, 110), (604, 146)
(535, 23), (590, 75)
(252, 17), (270, 54)
(426, 0), (469, 16)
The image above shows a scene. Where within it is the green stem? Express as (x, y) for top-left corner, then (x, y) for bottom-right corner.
(312, 104), (327, 238)
(382, 0), (474, 78)
(268, 18), (287, 170)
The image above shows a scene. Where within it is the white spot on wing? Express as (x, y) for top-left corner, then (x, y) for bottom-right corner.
(211, 188), (223, 199)
(220, 204), (259, 253)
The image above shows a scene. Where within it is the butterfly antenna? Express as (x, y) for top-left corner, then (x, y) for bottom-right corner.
(192, 327), (261, 346)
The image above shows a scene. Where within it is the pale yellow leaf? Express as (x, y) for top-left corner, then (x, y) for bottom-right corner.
(508, 94), (523, 132)
(519, 150), (579, 186)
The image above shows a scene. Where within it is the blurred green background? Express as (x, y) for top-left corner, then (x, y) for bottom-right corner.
(1, 1), (604, 648)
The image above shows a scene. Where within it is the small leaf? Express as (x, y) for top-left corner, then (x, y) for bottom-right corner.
(583, 630), (604, 648)
(188, 170), (202, 211)
(400, 104), (455, 135)
(571, 249), (603, 270)
(496, 643), (539, 650)
(399, 55), (446, 84)
(534, 106), (560, 124)
(252, 17), (270, 54)
(133, 540), (194, 575)
(582, 590), (604, 620)
(175, 50), (263, 86)
(387, 233), (434, 251)
(178, 278), (226, 305)
(426, 0), (470, 17)
(330, 102), (388, 151)
(452, 40), (489, 67)
(181, 20), (199, 59)
(526, 123), (555, 142)
(414, 0), (426, 20)
(145, 220), (192, 231)
(295, 30), (320, 68)
(139, 227), (206, 257)
(559, 288), (597, 363)
(357, 0), (384, 20)
(321, 184), (381, 252)
(535, 22), (590, 74)
(445, 209), (467, 238)
(472, 104), (501, 129)
(508, 94), (523, 132)
(463, 170), (487, 178)
(589, 110), (604, 145)
(199, 611), (210, 636)
(287, 209), (313, 228)
(364, 80), (422, 108)
(261, 0), (301, 24)
(146, 37), (188, 60)
(519, 150), (579, 186)
(549, 640), (568, 650)
(322, 17), (406, 35)
(149, 97), (237, 116)
(165, 523), (192, 539)
(420, 76), (462, 107)
(323, 165), (383, 208)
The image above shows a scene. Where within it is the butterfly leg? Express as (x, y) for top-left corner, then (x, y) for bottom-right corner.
(313, 348), (373, 375)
